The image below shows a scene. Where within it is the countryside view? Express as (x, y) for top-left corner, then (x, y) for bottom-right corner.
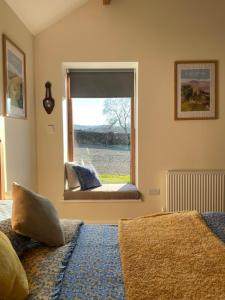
(73, 98), (131, 184)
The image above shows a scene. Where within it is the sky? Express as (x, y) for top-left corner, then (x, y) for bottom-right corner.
(181, 69), (210, 80)
(72, 98), (106, 126)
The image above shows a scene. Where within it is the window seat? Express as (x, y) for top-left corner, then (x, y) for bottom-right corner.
(64, 184), (141, 200)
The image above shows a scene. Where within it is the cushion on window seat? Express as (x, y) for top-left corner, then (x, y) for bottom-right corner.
(65, 162), (80, 189)
(64, 183), (141, 200)
(72, 165), (101, 191)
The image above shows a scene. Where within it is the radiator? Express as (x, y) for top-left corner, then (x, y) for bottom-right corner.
(166, 170), (225, 212)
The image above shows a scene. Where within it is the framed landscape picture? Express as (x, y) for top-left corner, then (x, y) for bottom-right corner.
(2, 34), (27, 119)
(175, 61), (217, 120)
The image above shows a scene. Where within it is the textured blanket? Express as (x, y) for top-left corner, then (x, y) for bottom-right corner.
(21, 219), (82, 299)
(21, 223), (124, 300)
(119, 211), (225, 300)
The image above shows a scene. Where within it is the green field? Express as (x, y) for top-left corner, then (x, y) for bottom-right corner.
(99, 174), (130, 184)
(181, 100), (209, 112)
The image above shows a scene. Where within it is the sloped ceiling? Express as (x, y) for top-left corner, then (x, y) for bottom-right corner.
(4, 0), (88, 35)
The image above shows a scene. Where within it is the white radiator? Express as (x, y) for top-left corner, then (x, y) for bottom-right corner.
(166, 170), (225, 212)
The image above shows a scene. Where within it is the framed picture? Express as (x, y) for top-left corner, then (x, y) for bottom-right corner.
(175, 60), (217, 120)
(2, 34), (27, 119)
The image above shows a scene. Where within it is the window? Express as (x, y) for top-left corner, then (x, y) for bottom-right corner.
(67, 68), (136, 185)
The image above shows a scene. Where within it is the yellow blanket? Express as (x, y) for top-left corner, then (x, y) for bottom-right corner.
(119, 211), (225, 300)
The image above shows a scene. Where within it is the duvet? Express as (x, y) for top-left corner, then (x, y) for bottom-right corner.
(0, 199), (224, 300)
(21, 212), (225, 300)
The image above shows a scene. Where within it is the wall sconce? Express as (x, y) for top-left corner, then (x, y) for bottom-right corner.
(43, 81), (55, 114)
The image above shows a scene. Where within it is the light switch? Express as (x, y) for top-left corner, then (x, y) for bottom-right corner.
(149, 188), (160, 196)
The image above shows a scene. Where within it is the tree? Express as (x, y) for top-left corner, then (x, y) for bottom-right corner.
(103, 98), (131, 144)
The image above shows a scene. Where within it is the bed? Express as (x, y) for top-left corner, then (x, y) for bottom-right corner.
(0, 200), (12, 221)
(0, 200), (225, 300)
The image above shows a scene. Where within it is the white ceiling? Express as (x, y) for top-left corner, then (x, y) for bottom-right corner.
(4, 0), (88, 35)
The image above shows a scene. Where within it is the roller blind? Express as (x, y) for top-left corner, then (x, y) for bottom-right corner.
(68, 69), (134, 98)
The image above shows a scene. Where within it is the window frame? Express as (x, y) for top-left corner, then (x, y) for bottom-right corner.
(66, 67), (137, 186)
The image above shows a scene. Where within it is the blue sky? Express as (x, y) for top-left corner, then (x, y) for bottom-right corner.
(181, 69), (210, 80)
(72, 98), (106, 126)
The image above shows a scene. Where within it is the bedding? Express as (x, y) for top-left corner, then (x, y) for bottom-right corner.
(0, 219), (32, 257)
(119, 211), (225, 300)
(22, 212), (225, 299)
(0, 200), (12, 221)
(21, 219), (82, 299)
(0, 202), (224, 299)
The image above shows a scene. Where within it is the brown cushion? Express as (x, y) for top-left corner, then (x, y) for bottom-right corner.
(65, 162), (80, 189)
(11, 182), (65, 247)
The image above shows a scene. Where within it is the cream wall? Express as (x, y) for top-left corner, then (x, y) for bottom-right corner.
(0, 0), (37, 194)
(35, 0), (225, 222)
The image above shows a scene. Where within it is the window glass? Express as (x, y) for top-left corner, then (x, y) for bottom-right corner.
(72, 98), (131, 184)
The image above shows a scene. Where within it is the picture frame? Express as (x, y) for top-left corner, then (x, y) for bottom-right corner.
(174, 60), (217, 120)
(2, 34), (27, 119)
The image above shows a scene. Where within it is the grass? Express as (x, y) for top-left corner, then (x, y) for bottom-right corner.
(181, 100), (209, 112)
(99, 174), (130, 184)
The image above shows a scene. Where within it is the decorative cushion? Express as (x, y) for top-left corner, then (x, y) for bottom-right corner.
(12, 182), (65, 247)
(0, 218), (32, 257)
(73, 165), (102, 191)
(0, 231), (29, 300)
(65, 162), (80, 189)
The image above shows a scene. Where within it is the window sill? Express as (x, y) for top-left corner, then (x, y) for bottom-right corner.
(63, 184), (141, 201)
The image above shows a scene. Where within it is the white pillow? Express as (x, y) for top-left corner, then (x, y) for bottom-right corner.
(65, 162), (80, 189)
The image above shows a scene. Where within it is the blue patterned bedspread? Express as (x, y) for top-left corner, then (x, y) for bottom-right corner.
(51, 213), (225, 300)
(201, 212), (225, 243)
(56, 225), (125, 300)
